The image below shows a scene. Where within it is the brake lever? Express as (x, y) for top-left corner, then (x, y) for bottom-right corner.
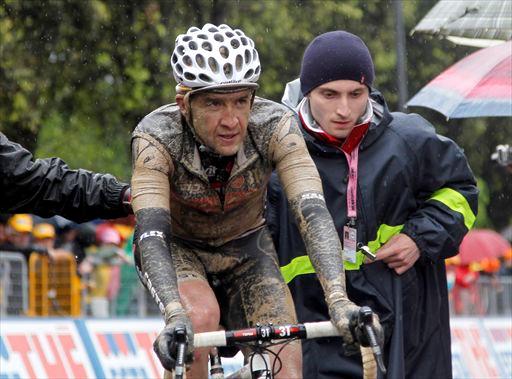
(173, 326), (188, 379)
(359, 306), (387, 374)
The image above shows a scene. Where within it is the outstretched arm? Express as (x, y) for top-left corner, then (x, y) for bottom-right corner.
(0, 132), (129, 221)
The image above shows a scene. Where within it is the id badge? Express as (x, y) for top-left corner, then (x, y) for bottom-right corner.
(343, 224), (357, 263)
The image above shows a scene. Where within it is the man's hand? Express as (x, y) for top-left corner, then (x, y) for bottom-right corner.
(153, 312), (194, 372)
(375, 233), (420, 275)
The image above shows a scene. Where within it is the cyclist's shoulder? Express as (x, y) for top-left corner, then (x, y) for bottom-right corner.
(133, 103), (184, 149)
(134, 103), (182, 136)
(250, 97), (296, 128)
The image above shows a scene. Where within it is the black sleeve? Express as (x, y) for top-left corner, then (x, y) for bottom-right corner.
(398, 117), (478, 261)
(0, 132), (129, 222)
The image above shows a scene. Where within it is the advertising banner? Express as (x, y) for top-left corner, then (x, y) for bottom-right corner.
(1, 317), (511, 379)
(0, 319), (95, 379)
(451, 318), (512, 379)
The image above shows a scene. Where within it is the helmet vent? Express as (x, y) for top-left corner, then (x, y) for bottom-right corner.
(183, 36), (192, 42)
(223, 63), (233, 78)
(214, 33), (224, 42)
(225, 31), (234, 38)
(199, 74), (213, 83)
(244, 49), (251, 64)
(202, 41), (212, 51)
(208, 57), (219, 73)
(219, 46), (229, 58)
(235, 55), (243, 70)
(195, 54), (206, 68)
(230, 39), (240, 48)
(197, 34), (208, 40)
(184, 72), (196, 80)
(244, 69), (254, 79)
(208, 26), (218, 33)
(175, 64), (183, 75)
(188, 41), (198, 50)
(177, 45), (185, 56)
(183, 55), (193, 66)
(241, 37), (248, 46)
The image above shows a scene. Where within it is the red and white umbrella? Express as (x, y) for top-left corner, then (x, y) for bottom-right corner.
(406, 40), (512, 119)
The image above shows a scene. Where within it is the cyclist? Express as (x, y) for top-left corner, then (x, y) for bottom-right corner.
(131, 24), (378, 378)
(268, 30), (478, 378)
(0, 132), (131, 222)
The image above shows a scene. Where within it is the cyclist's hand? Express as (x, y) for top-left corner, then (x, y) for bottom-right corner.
(153, 311), (194, 371)
(328, 301), (361, 353)
(349, 307), (384, 349)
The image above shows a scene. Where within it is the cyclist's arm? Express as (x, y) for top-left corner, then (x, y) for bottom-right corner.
(131, 135), (183, 319)
(0, 132), (129, 222)
(269, 114), (357, 342)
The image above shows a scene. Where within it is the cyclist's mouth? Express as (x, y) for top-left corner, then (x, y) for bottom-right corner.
(219, 134), (238, 142)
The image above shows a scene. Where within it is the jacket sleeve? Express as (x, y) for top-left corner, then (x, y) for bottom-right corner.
(0, 132), (129, 222)
(398, 115), (478, 261)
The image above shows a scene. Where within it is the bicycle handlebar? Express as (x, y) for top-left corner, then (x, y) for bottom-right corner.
(192, 311), (386, 375)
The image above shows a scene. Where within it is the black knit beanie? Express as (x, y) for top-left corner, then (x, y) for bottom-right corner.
(300, 31), (374, 95)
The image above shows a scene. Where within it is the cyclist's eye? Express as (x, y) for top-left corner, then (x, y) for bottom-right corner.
(236, 97), (249, 106)
(351, 91), (362, 98)
(205, 99), (221, 107)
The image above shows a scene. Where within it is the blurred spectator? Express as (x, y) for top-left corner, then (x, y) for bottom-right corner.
(115, 232), (139, 316)
(33, 222), (74, 261)
(0, 214), (8, 245)
(32, 223), (56, 250)
(499, 248), (512, 276)
(81, 224), (127, 316)
(6, 214), (33, 249)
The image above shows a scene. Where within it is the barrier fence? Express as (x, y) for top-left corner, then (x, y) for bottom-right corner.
(1, 250), (512, 318)
(0, 251), (28, 316)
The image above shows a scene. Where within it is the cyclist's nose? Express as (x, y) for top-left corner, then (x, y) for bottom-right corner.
(220, 107), (239, 128)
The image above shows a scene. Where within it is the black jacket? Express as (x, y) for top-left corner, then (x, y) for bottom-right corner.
(267, 92), (478, 378)
(0, 132), (129, 222)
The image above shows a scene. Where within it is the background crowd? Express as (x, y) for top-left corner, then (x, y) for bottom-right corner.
(1, 210), (511, 318)
(0, 212), (148, 317)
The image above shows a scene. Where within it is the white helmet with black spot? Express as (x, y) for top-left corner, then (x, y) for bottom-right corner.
(171, 23), (261, 93)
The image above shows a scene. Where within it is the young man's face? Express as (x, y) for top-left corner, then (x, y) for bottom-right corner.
(308, 80), (369, 139)
(178, 89), (253, 156)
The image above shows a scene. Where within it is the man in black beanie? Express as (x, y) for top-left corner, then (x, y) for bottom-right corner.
(267, 30), (478, 378)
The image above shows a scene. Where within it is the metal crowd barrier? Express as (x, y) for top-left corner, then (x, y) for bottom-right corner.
(0, 251), (29, 316)
(450, 275), (512, 316)
(28, 253), (81, 316)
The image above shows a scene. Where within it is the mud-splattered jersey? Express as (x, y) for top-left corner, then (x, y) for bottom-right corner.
(131, 97), (322, 246)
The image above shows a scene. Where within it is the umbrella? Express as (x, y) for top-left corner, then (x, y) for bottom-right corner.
(455, 229), (511, 265)
(406, 40), (512, 119)
(411, 0), (512, 47)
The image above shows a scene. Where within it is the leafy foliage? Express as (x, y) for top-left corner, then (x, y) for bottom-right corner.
(1, 0), (510, 228)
